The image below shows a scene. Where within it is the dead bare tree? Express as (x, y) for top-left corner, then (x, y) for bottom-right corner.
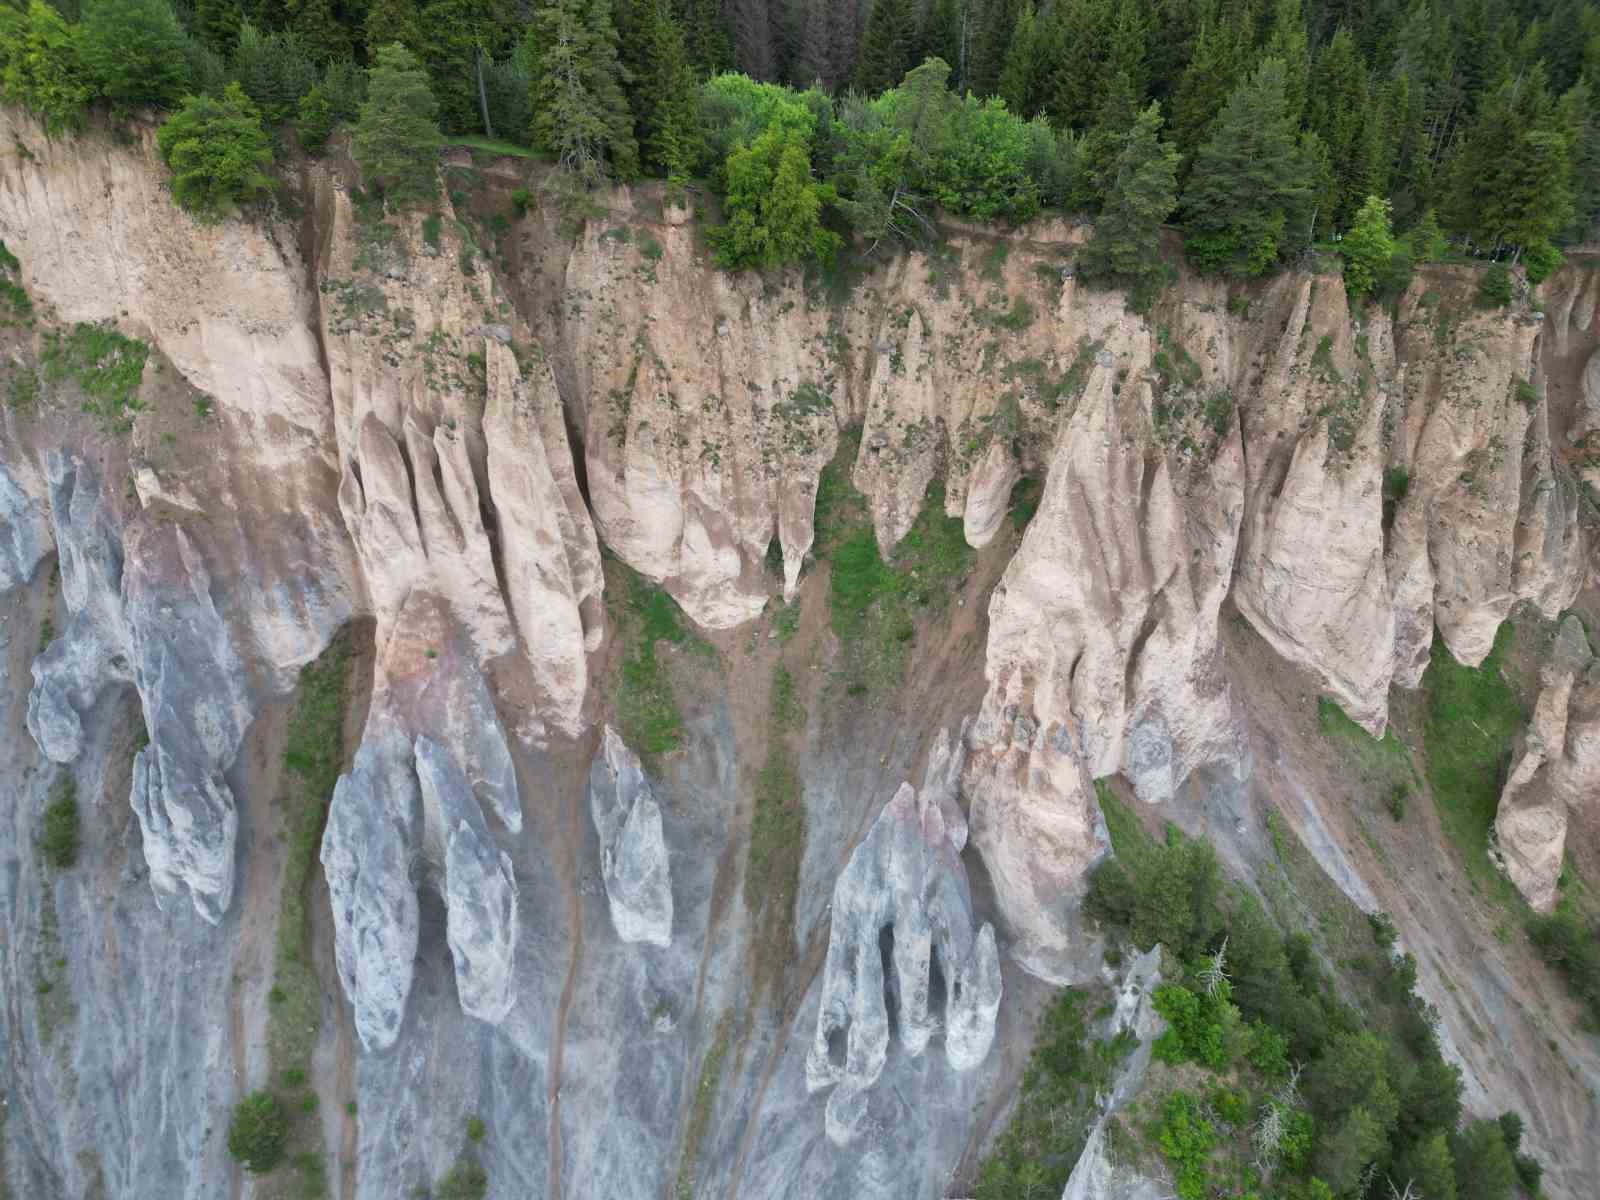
(1200, 936), (1230, 996)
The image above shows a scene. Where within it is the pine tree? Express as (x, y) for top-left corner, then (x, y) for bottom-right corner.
(364, 0), (423, 59)
(1080, 100), (1179, 286)
(352, 43), (442, 203)
(285, 0), (349, 63)
(919, 0), (962, 89)
(1044, 0), (1113, 130)
(1104, 0), (1146, 98)
(630, 0), (700, 181)
(1560, 77), (1600, 242)
(195, 0), (244, 53)
(683, 0), (735, 76)
(1182, 57), (1313, 276)
(1342, 194), (1395, 302)
(1167, 11), (1247, 168)
(968, 0), (1020, 97)
(529, 0), (640, 183)
(1079, 67), (1139, 205)
(1264, 0), (1310, 122)
(997, 0), (1043, 118)
(854, 0), (916, 94)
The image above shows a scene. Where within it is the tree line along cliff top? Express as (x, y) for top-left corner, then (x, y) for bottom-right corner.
(0, 0), (1594, 299)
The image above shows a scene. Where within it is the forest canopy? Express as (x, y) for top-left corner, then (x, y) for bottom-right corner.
(2, 0), (1596, 280)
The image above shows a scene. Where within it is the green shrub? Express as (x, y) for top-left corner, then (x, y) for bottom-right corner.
(1156, 1090), (1216, 1200)
(156, 83), (275, 219)
(227, 1091), (287, 1172)
(1522, 241), (1563, 284)
(466, 1115), (486, 1143)
(422, 213), (443, 249)
(1527, 900), (1600, 1028)
(1152, 983), (1227, 1068)
(0, 1), (94, 134)
(40, 776), (79, 869)
(510, 187), (532, 215)
(1477, 262), (1513, 307)
(81, 0), (192, 110)
(435, 1160), (488, 1200)
(42, 321), (149, 428)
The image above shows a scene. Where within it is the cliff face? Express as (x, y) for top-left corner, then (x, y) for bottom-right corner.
(2, 109), (1598, 1200)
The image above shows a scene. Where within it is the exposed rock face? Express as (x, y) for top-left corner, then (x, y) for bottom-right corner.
(1231, 278), (1396, 733)
(588, 725), (673, 946)
(484, 341), (605, 736)
(1495, 616), (1600, 910)
(1388, 276), (1584, 675)
(417, 736), (520, 1025)
(321, 728), (422, 1051)
(0, 459), (48, 590)
(26, 454), (251, 922)
(806, 734), (1001, 1145)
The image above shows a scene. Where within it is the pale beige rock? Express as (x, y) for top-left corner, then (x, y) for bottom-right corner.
(1496, 617), (1599, 911)
(1232, 277), (1395, 734)
(484, 342), (604, 736)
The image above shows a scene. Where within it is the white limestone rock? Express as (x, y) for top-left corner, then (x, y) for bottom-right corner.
(588, 726), (673, 947)
(806, 736), (1001, 1145)
(321, 729), (422, 1051)
(417, 736), (519, 1026)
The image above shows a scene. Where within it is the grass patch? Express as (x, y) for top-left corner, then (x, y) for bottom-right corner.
(433, 1159), (488, 1200)
(1315, 697), (1417, 820)
(1422, 624), (1525, 893)
(446, 135), (540, 159)
(422, 213), (443, 250)
(608, 558), (712, 758)
(41, 322), (148, 431)
(675, 1013), (732, 1200)
(39, 775), (80, 869)
(257, 636), (352, 1197)
(1527, 898), (1600, 1030)
(827, 483), (971, 695)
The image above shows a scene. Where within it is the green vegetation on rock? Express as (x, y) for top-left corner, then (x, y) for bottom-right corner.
(156, 84), (275, 219)
(227, 1091), (288, 1173)
(41, 322), (149, 431)
(39, 775), (80, 870)
(607, 557), (711, 758)
(1422, 624), (1524, 893)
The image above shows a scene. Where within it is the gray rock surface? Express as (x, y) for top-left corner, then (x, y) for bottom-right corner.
(321, 727), (422, 1051)
(25, 455), (251, 922)
(0, 459), (48, 591)
(805, 733), (1002, 1145)
(588, 725), (673, 946)
(417, 735), (519, 1025)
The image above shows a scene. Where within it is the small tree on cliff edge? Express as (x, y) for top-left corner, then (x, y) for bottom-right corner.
(1342, 194), (1395, 304)
(352, 43), (442, 205)
(156, 83), (274, 219)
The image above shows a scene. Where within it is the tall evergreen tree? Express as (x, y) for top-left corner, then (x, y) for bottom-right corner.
(352, 43), (442, 202)
(1167, 9), (1248, 168)
(195, 0), (244, 53)
(919, 0), (963, 89)
(1080, 100), (1179, 287)
(1561, 77), (1600, 242)
(629, 0), (700, 180)
(854, 0), (916, 94)
(997, 0), (1045, 117)
(968, 0), (1021, 97)
(1044, 0), (1113, 130)
(529, 0), (640, 182)
(286, 0), (350, 63)
(1181, 57), (1313, 275)
(682, 0), (735, 76)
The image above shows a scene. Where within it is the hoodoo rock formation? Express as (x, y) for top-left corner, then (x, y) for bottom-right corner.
(2, 108), (1599, 1200)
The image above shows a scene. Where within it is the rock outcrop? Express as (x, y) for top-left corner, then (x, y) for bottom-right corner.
(321, 728), (422, 1051)
(806, 733), (1002, 1145)
(0, 459), (48, 591)
(26, 454), (251, 922)
(418, 736), (520, 1025)
(588, 726), (673, 947)
(1495, 616), (1600, 910)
